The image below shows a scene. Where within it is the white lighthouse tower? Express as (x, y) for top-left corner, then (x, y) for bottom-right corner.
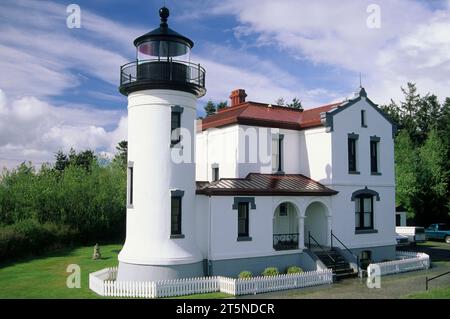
(117, 7), (206, 281)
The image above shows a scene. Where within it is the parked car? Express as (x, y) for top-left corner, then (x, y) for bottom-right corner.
(425, 224), (450, 244)
(395, 233), (409, 247)
(395, 226), (426, 245)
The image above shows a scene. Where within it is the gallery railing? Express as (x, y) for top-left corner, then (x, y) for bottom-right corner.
(120, 59), (206, 89)
(273, 233), (299, 251)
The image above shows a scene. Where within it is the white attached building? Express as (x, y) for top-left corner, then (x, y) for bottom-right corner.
(116, 7), (397, 281)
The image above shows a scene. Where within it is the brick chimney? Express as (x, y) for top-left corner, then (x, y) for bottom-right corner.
(230, 89), (247, 107)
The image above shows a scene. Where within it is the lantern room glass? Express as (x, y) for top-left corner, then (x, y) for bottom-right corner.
(137, 40), (190, 62)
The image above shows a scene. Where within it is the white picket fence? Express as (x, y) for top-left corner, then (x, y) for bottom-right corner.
(218, 270), (333, 296)
(89, 268), (333, 298)
(367, 251), (430, 280)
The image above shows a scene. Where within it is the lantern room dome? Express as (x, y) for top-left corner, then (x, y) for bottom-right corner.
(133, 7), (194, 48)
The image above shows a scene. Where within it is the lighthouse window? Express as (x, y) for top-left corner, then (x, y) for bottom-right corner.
(171, 106), (183, 147)
(170, 190), (184, 238)
(127, 162), (134, 208)
(237, 202), (249, 238)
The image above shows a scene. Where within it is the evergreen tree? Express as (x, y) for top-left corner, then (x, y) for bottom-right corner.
(54, 151), (69, 172)
(380, 99), (401, 131)
(204, 100), (216, 117)
(416, 94), (441, 144)
(113, 140), (128, 169)
(288, 97), (303, 110)
(216, 101), (228, 110)
(399, 82), (421, 143)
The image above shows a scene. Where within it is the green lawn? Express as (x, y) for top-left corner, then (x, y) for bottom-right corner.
(0, 244), (122, 299)
(407, 286), (450, 299)
(0, 244), (230, 299)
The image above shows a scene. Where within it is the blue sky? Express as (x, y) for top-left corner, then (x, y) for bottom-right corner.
(1, 0), (450, 168)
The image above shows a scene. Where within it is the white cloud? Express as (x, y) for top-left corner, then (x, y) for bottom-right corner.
(194, 0), (450, 104)
(0, 0), (138, 98)
(0, 90), (127, 169)
(195, 43), (341, 106)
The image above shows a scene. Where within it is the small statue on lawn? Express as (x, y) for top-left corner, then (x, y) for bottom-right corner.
(92, 243), (101, 260)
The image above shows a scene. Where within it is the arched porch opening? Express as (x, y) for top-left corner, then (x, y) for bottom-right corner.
(304, 201), (329, 248)
(273, 202), (299, 251)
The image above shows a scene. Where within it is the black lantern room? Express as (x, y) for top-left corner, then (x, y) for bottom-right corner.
(119, 7), (206, 97)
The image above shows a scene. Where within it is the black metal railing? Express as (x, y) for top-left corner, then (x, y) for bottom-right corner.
(308, 231), (336, 263)
(273, 233), (299, 251)
(426, 270), (450, 290)
(331, 230), (360, 271)
(120, 59), (206, 89)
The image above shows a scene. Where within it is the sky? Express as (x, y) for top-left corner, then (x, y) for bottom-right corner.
(1, 0), (450, 169)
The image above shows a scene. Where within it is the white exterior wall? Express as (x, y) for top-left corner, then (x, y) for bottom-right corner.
(119, 89), (202, 266)
(196, 125), (239, 181)
(196, 124), (306, 180)
(330, 98), (395, 186)
(329, 97), (396, 248)
(330, 186), (396, 248)
(298, 127), (332, 183)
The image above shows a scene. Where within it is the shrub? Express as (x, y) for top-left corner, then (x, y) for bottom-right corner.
(0, 220), (79, 262)
(286, 266), (303, 274)
(238, 271), (252, 279)
(261, 267), (279, 277)
(0, 156), (126, 261)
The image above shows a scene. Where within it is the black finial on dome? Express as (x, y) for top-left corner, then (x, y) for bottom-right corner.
(159, 7), (170, 27)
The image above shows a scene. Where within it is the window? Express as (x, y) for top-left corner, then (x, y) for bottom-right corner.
(171, 106), (183, 146)
(212, 167), (219, 182)
(272, 134), (284, 173)
(370, 137), (380, 174)
(361, 110), (367, 127)
(396, 214), (401, 226)
(348, 134), (358, 173)
(355, 195), (373, 230)
(237, 202), (249, 238)
(171, 196), (182, 236)
(127, 162), (134, 208)
(279, 203), (288, 216)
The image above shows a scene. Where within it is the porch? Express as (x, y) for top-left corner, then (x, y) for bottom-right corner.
(272, 201), (330, 251)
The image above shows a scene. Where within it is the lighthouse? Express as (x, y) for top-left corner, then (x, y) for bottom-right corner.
(117, 7), (206, 281)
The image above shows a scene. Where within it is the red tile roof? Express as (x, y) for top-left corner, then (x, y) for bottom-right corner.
(199, 101), (342, 131)
(196, 173), (338, 196)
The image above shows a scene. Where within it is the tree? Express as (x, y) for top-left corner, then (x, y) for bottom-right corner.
(380, 99), (401, 131)
(415, 94), (441, 144)
(54, 148), (96, 172)
(216, 101), (228, 110)
(417, 129), (449, 225)
(395, 131), (421, 222)
(204, 100), (216, 117)
(400, 82), (422, 143)
(113, 140), (128, 169)
(55, 151), (69, 172)
(288, 97), (303, 110)
(72, 150), (96, 171)
(275, 98), (286, 106)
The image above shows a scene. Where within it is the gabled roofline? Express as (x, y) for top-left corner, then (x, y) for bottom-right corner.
(320, 88), (398, 137)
